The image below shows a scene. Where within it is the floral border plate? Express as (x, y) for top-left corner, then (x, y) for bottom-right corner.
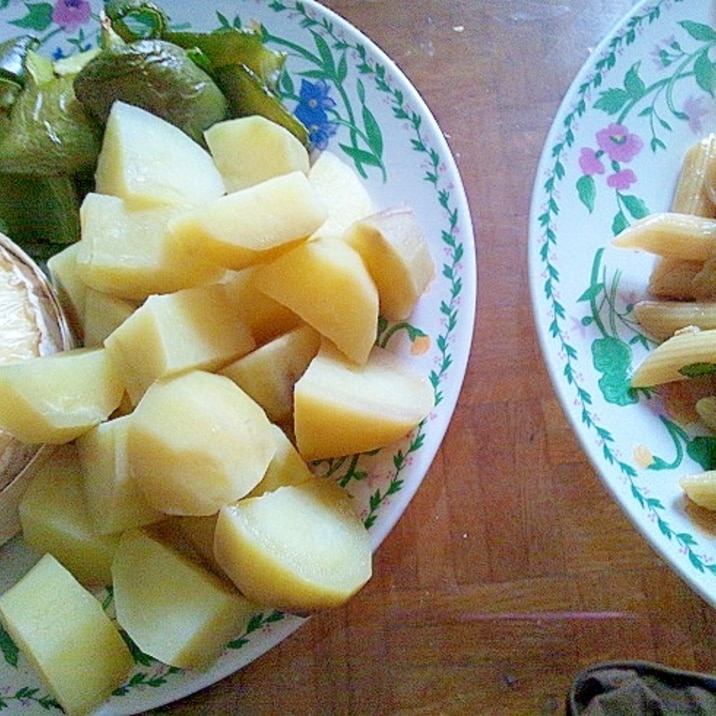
(0, 1), (475, 713)
(529, 0), (716, 609)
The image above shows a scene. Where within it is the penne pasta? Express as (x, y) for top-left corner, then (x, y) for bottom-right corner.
(692, 252), (716, 299)
(672, 134), (716, 217)
(696, 396), (716, 431)
(648, 257), (704, 300)
(612, 211), (716, 261)
(679, 470), (716, 510)
(634, 300), (716, 340)
(617, 136), (716, 512)
(630, 327), (716, 387)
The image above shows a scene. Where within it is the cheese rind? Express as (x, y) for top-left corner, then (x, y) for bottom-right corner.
(0, 234), (72, 546)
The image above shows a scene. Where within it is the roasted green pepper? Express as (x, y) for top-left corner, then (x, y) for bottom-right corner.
(0, 35), (39, 109)
(73, 38), (228, 144)
(0, 174), (80, 261)
(0, 52), (102, 175)
(214, 63), (308, 147)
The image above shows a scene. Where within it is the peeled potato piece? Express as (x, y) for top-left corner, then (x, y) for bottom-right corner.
(344, 206), (435, 320)
(221, 267), (302, 346)
(75, 415), (165, 535)
(214, 480), (372, 611)
(220, 324), (321, 424)
(95, 100), (225, 207)
(104, 282), (255, 405)
(76, 193), (222, 301)
(112, 527), (255, 670)
(127, 370), (276, 516)
(205, 115), (310, 192)
(294, 342), (434, 460)
(19, 443), (121, 586)
(0, 553), (133, 716)
(254, 237), (379, 365)
(168, 171), (327, 270)
(0, 347), (124, 444)
(246, 424), (316, 498)
(47, 241), (87, 338)
(307, 150), (376, 241)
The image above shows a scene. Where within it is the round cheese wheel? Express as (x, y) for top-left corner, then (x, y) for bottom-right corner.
(0, 234), (72, 544)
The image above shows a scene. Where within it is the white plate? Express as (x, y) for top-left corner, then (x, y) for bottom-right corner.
(0, 1), (475, 713)
(530, 0), (716, 607)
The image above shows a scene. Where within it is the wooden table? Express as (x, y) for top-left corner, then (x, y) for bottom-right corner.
(157, 1), (716, 713)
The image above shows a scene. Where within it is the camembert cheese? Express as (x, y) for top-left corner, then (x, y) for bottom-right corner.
(0, 234), (71, 545)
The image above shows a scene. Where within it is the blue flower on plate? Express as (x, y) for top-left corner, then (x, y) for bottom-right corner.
(294, 79), (338, 150)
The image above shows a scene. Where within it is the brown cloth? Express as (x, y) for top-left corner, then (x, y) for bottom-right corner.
(566, 661), (716, 715)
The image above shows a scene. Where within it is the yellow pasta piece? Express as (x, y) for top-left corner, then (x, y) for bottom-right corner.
(648, 257), (703, 299)
(672, 134), (716, 217)
(696, 396), (716, 431)
(634, 300), (716, 340)
(612, 212), (716, 261)
(692, 252), (716, 299)
(680, 470), (716, 511)
(630, 327), (716, 387)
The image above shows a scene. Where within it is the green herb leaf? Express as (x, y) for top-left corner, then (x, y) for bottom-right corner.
(679, 362), (716, 378)
(0, 624), (18, 667)
(688, 436), (716, 470)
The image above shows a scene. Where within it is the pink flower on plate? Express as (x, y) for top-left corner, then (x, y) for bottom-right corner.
(606, 168), (638, 190)
(578, 147), (605, 176)
(684, 95), (709, 134)
(52, 0), (91, 31)
(596, 123), (644, 163)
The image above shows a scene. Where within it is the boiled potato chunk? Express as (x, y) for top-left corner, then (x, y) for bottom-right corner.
(254, 237), (379, 365)
(47, 242), (87, 340)
(344, 207), (435, 320)
(76, 415), (165, 535)
(247, 424), (316, 498)
(95, 100), (225, 206)
(128, 371), (276, 515)
(19, 443), (120, 585)
(220, 324), (321, 424)
(176, 429), (315, 571)
(104, 282), (255, 405)
(112, 527), (256, 669)
(205, 115), (310, 192)
(174, 514), (224, 576)
(168, 171), (327, 270)
(307, 150), (376, 241)
(214, 480), (372, 611)
(0, 553), (133, 716)
(81, 288), (136, 347)
(0, 347), (124, 444)
(294, 342), (434, 460)
(221, 268), (301, 346)
(76, 193), (222, 301)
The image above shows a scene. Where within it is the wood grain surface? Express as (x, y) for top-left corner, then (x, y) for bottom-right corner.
(154, 2), (716, 713)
